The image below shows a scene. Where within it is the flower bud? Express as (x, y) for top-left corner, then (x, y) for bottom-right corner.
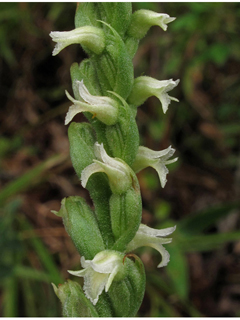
(110, 187), (142, 252)
(52, 280), (99, 317)
(55, 196), (105, 259)
(132, 145), (178, 188)
(50, 26), (105, 56)
(128, 9), (176, 39)
(81, 142), (134, 194)
(128, 76), (180, 113)
(65, 80), (119, 126)
(68, 122), (96, 179)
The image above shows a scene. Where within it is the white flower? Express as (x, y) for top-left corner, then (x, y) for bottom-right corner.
(65, 80), (119, 126)
(126, 224), (176, 268)
(50, 26), (105, 56)
(68, 250), (125, 305)
(128, 76), (180, 113)
(81, 142), (133, 194)
(128, 9), (176, 39)
(132, 145), (178, 188)
(148, 12), (176, 31)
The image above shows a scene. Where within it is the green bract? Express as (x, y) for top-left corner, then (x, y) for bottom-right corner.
(50, 3), (178, 317)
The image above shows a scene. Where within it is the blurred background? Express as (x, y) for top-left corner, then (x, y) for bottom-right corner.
(1, 2), (240, 317)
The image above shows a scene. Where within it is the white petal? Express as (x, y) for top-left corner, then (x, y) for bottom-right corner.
(157, 14), (176, 31)
(165, 157), (178, 165)
(138, 145), (175, 160)
(93, 143), (132, 185)
(150, 243), (171, 268)
(52, 43), (65, 56)
(65, 104), (84, 125)
(78, 80), (99, 105)
(91, 250), (122, 274)
(105, 265), (120, 292)
(96, 143), (125, 172)
(159, 91), (172, 114)
(138, 224), (176, 237)
(77, 80), (113, 106)
(80, 256), (91, 269)
(68, 268), (88, 277)
(81, 163), (105, 188)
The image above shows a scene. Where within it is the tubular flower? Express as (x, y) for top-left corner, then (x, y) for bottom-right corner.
(132, 145), (178, 188)
(50, 26), (105, 56)
(126, 224), (176, 268)
(128, 76), (180, 113)
(65, 80), (119, 126)
(68, 250), (125, 305)
(128, 9), (176, 39)
(81, 142), (134, 194)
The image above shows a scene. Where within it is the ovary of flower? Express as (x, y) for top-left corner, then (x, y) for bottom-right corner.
(132, 145), (178, 188)
(81, 142), (133, 194)
(128, 76), (180, 113)
(65, 80), (118, 126)
(49, 26), (105, 55)
(68, 250), (124, 305)
(126, 224), (176, 268)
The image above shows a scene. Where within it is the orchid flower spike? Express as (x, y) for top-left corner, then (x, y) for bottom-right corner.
(81, 142), (134, 194)
(65, 80), (119, 126)
(50, 26), (105, 56)
(68, 250), (125, 305)
(128, 76), (180, 113)
(132, 145), (178, 188)
(128, 9), (176, 39)
(126, 224), (176, 268)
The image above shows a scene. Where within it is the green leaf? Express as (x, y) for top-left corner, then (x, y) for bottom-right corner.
(0, 153), (68, 206)
(166, 242), (189, 300)
(178, 201), (240, 235)
(179, 231), (240, 252)
(18, 218), (63, 285)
